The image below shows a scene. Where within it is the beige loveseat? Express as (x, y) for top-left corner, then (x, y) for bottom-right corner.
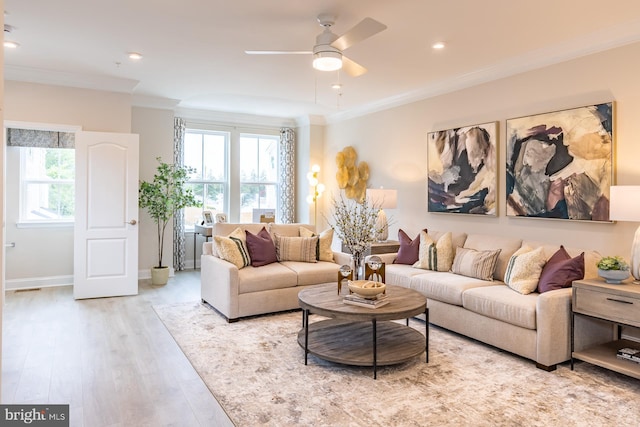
(376, 231), (605, 371)
(201, 223), (351, 322)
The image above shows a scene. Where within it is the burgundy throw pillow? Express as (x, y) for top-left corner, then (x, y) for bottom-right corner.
(245, 227), (277, 267)
(394, 229), (424, 265)
(537, 247), (585, 293)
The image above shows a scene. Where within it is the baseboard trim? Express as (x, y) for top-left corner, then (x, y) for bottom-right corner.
(6, 275), (73, 291)
(6, 269), (176, 291)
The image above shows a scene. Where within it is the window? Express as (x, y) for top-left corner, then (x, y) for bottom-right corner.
(239, 134), (279, 223)
(20, 147), (75, 222)
(184, 130), (228, 229)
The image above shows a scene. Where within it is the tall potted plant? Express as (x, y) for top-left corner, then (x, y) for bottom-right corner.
(139, 157), (200, 285)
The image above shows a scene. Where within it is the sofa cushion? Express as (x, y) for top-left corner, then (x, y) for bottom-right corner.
(463, 234), (522, 281)
(385, 264), (428, 289)
(299, 227), (334, 262)
(237, 263), (299, 294)
(274, 234), (318, 262)
(413, 231), (454, 272)
(462, 285), (538, 330)
(451, 247), (501, 281)
(245, 227), (277, 267)
(269, 223), (314, 238)
(504, 246), (547, 295)
(213, 227), (251, 269)
(537, 248), (585, 293)
(394, 229), (423, 264)
(281, 261), (340, 286)
(410, 271), (502, 306)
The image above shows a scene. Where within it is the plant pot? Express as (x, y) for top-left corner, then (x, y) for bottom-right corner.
(598, 268), (630, 284)
(151, 266), (170, 286)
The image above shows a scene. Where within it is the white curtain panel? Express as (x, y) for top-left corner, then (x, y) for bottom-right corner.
(279, 128), (295, 223)
(173, 117), (187, 270)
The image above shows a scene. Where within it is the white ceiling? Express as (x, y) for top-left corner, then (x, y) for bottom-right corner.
(4, 1), (640, 122)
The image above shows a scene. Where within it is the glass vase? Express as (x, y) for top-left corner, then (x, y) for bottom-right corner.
(353, 252), (365, 280)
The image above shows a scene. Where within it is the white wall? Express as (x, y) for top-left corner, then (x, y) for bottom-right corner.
(324, 41), (640, 260)
(4, 82), (133, 288)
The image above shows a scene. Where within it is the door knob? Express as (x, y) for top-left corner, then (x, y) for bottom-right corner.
(126, 219), (137, 225)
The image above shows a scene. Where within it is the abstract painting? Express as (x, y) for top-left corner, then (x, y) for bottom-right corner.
(428, 122), (497, 215)
(506, 102), (613, 221)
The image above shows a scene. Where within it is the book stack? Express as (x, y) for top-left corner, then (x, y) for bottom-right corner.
(343, 292), (389, 309)
(616, 347), (640, 364)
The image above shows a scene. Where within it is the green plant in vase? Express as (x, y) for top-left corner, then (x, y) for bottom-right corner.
(139, 157), (201, 285)
(596, 256), (630, 284)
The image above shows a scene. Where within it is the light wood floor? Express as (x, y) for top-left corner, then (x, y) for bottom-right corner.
(2, 271), (234, 427)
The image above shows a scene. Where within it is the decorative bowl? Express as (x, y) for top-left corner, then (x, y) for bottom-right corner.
(348, 280), (386, 297)
(598, 268), (630, 284)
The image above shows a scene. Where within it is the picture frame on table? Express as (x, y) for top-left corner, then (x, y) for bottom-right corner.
(203, 210), (214, 225)
(215, 213), (228, 223)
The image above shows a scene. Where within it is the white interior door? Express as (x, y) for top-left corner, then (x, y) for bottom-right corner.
(74, 131), (139, 299)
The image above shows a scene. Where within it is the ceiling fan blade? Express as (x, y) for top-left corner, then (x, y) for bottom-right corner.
(245, 50), (311, 55)
(342, 56), (367, 77)
(331, 17), (387, 51)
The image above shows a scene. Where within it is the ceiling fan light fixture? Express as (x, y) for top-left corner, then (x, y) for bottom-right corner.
(313, 50), (342, 71)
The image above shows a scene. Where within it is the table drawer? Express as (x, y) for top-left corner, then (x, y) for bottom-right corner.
(574, 287), (640, 326)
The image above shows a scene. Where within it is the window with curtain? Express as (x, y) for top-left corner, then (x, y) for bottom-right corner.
(183, 130), (228, 230)
(239, 134), (279, 223)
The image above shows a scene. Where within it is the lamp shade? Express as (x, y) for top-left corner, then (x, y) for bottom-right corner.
(366, 188), (397, 209)
(610, 186), (640, 222)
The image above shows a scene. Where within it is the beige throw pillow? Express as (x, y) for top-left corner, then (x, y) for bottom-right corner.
(299, 227), (334, 262)
(212, 227), (251, 269)
(274, 234), (318, 263)
(413, 231), (454, 272)
(451, 247), (501, 281)
(504, 246), (547, 294)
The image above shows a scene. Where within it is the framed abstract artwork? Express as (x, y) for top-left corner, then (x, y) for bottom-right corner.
(427, 122), (497, 215)
(505, 102), (613, 222)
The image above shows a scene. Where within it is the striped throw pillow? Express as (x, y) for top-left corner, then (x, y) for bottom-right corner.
(413, 231), (454, 272)
(504, 246), (547, 294)
(451, 247), (501, 281)
(213, 227), (251, 269)
(274, 234), (318, 263)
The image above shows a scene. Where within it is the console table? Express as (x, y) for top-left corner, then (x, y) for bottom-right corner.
(571, 279), (640, 379)
(193, 224), (212, 269)
(341, 240), (400, 256)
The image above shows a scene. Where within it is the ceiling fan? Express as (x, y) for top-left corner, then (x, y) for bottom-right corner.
(245, 14), (387, 77)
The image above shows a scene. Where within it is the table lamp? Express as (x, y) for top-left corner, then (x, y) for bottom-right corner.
(366, 188), (397, 242)
(609, 185), (640, 281)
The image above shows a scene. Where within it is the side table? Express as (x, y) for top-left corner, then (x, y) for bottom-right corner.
(193, 224), (213, 269)
(341, 240), (400, 256)
(571, 278), (640, 379)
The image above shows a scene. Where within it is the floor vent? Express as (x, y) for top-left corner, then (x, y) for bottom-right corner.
(15, 288), (42, 292)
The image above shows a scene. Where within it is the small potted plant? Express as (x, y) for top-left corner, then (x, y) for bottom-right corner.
(139, 157), (201, 285)
(596, 256), (630, 284)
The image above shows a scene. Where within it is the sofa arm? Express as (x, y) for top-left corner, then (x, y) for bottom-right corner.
(203, 241), (215, 256)
(332, 251), (353, 267)
(536, 287), (573, 366)
(201, 254), (240, 320)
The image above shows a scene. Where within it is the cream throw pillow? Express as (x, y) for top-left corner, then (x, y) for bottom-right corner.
(299, 227), (334, 262)
(451, 247), (501, 281)
(504, 246), (547, 294)
(212, 227), (251, 269)
(413, 231), (453, 272)
(274, 234), (318, 263)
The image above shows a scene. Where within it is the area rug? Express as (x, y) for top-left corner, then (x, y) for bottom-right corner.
(153, 302), (640, 427)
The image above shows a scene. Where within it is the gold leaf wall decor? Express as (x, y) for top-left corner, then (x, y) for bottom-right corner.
(335, 146), (369, 202)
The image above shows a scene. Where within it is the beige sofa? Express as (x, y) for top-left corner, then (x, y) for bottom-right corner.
(375, 231), (604, 371)
(200, 223), (351, 322)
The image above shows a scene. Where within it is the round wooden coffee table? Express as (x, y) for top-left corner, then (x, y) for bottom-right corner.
(298, 283), (428, 379)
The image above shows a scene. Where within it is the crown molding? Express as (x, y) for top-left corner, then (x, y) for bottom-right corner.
(175, 107), (296, 129)
(4, 65), (140, 93)
(326, 19), (640, 124)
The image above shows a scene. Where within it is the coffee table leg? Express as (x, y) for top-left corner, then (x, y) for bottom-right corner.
(304, 309), (309, 365)
(372, 319), (377, 379)
(425, 307), (429, 363)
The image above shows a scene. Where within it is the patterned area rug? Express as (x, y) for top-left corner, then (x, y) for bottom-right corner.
(153, 302), (640, 427)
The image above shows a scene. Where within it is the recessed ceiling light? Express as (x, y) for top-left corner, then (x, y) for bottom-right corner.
(432, 42), (445, 50)
(4, 40), (19, 49)
(128, 52), (143, 60)
(331, 83), (342, 90)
